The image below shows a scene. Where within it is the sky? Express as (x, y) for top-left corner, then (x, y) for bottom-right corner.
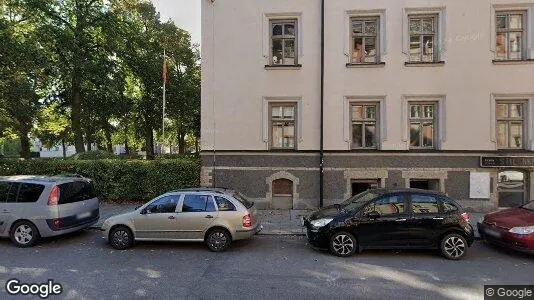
(151, 0), (201, 45)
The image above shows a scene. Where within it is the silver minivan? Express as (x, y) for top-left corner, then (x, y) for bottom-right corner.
(0, 175), (99, 247)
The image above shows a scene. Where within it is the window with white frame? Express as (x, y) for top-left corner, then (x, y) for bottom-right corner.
(409, 103), (437, 149)
(408, 15), (439, 62)
(495, 11), (527, 60)
(270, 20), (298, 66)
(496, 101), (526, 149)
(270, 103), (297, 149)
(351, 103), (379, 149)
(350, 17), (380, 64)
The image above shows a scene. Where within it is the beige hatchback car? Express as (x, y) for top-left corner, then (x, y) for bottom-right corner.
(102, 188), (262, 251)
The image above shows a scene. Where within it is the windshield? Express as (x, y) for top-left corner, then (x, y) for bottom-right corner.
(340, 191), (379, 211)
(522, 201), (534, 211)
(233, 191), (254, 209)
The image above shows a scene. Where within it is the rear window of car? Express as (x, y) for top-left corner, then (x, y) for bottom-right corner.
(232, 192), (254, 209)
(441, 197), (459, 212)
(0, 181), (44, 203)
(58, 181), (97, 205)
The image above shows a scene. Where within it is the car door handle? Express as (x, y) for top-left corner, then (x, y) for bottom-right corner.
(395, 218), (407, 222)
(432, 217), (444, 220)
(168, 216), (176, 220)
(205, 215), (214, 219)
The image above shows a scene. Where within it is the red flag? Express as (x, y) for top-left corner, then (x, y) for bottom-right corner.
(162, 56), (167, 84)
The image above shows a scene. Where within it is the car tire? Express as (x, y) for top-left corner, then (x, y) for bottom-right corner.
(10, 221), (40, 248)
(205, 228), (232, 252)
(329, 231), (357, 257)
(440, 233), (467, 260)
(109, 226), (134, 250)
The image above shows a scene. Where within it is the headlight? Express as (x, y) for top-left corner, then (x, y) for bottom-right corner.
(509, 226), (534, 235)
(310, 218), (334, 228)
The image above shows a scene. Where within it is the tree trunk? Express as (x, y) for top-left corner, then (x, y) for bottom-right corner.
(124, 126), (130, 155)
(178, 131), (186, 154)
(61, 139), (67, 158)
(145, 128), (154, 160)
(18, 130), (30, 159)
(71, 19), (85, 154)
(104, 123), (113, 152)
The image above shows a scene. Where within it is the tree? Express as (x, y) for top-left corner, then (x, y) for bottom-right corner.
(0, 1), (47, 158)
(34, 102), (71, 157)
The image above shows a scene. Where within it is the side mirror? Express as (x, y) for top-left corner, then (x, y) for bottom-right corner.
(365, 211), (380, 219)
(140, 208), (150, 215)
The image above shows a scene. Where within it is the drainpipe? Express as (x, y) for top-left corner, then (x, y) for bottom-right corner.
(319, 0), (325, 207)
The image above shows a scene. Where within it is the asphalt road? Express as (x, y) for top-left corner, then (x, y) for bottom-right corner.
(0, 230), (533, 300)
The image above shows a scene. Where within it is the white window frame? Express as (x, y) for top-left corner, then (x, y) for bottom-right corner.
(490, 94), (534, 151)
(491, 4), (534, 61)
(402, 7), (446, 63)
(344, 9), (387, 61)
(262, 97), (303, 150)
(401, 95), (446, 150)
(343, 96), (387, 150)
(263, 12), (303, 66)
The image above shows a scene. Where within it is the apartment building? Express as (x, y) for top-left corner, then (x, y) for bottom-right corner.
(201, 0), (534, 211)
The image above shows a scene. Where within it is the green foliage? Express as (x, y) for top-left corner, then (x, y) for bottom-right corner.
(71, 150), (117, 160)
(0, 158), (201, 201)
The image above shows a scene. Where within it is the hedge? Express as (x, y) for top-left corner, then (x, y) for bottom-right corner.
(0, 158), (200, 202)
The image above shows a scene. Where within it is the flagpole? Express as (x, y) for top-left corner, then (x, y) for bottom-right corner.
(162, 49), (166, 154)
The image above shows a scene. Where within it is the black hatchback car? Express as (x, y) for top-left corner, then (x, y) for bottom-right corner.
(303, 188), (474, 260)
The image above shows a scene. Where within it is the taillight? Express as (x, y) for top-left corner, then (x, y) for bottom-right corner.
(48, 186), (60, 206)
(242, 214), (252, 228)
(461, 212), (470, 223)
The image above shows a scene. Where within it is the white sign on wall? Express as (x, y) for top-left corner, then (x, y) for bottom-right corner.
(469, 172), (491, 199)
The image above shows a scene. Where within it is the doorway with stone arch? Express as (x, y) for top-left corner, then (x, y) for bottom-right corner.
(266, 171), (299, 209)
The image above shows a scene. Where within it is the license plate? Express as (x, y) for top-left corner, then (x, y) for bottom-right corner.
(484, 228), (501, 238)
(76, 212), (91, 220)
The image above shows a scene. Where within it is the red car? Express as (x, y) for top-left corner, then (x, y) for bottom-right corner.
(478, 201), (534, 254)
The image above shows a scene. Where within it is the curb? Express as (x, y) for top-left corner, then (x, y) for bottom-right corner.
(258, 232), (306, 236)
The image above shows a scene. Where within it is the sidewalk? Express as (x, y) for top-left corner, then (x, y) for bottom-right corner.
(93, 203), (484, 238)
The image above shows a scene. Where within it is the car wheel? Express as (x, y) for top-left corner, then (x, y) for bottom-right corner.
(329, 231), (357, 257)
(440, 233), (467, 260)
(109, 226), (134, 250)
(10, 221), (40, 248)
(205, 228), (232, 252)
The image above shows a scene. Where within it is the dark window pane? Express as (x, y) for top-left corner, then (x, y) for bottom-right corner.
(272, 39), (283, 64)
(365, 106), (376, 120)
(284, 23), (295, 36)
(0, 182), (19, 203)
(58, 181), (97, 205)
(422, 18), (434, 32)
(496, 15), (507, 29)
(410, 105), (421, 118)
(411, 194), (439, 214)
(182, 194), (211, 212)
(443, 200), (458, 212)
(272, 24), (282, 36)
(365, 124), (376, 148)
(17, 183), (45, 203)
(352, 124), (363, 148)
(146, 195), (180, 214)
(214, 196), (236, 211)
(232, 192), (254, 209)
